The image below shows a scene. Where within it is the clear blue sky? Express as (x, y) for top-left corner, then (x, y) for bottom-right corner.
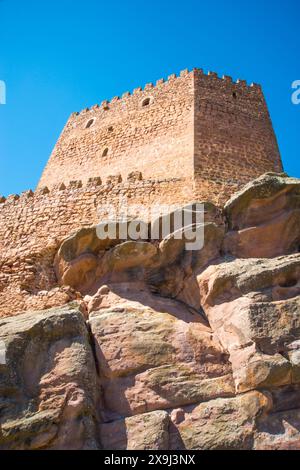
(0, 0), (299, 196)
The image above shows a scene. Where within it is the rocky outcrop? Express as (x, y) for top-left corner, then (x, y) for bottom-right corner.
(0, 304), (99, 450)
(88, 287), (233, 419)
(100, 410), (169, 450)
(169, 391), (270, 450)
(198, 254), (300, 393)
(1, 173), (300, 450)
(224, 172), (300, 258)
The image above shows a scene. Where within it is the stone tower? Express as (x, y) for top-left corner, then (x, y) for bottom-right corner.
(37, 68), (282, 202)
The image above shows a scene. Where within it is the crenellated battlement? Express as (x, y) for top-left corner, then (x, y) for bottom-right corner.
(0, 172), (189, 209)
(69, 68), (262, 119)
(70, 69), (193, 118)
(36, 65), (282, 205)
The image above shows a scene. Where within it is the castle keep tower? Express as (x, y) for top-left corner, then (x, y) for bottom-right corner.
(38, 68), (282, 202)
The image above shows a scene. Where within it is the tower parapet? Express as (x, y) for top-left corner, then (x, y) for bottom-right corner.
(37, 67), (282, 201)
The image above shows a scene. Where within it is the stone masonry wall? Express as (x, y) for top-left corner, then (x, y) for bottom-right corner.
(193, 69), (282, 196)
(38, 70), (194, 189)
(0, 175), (193, 316)
(38, 67), (282, 200)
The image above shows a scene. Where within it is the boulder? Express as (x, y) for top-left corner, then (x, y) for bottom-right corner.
(254, 408), (300, 449)
(0, 304), (99, 450)
(89, 288), (233, 418)
(147, 222), (224, 307)
(224, 173), (300, 258)
(169, 391), (270, 450)
(198, 254), (300, 392)
(55, 224), (157, 292)
(100, 410), (169, 450)
(55, 214), (224, 313)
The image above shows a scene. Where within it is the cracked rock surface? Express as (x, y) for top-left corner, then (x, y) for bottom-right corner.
(1, 173), (300, 449)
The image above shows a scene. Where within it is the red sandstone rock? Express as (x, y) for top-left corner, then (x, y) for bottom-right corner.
(100, 410), (169, 450)
(169, 391), (270, 450)
(88, 286), (233, 418)
(0, 304), (98, 450)
(2, 173), (300, 449)
(224, 173), (300, 258)
(197, 254), (300, 393)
